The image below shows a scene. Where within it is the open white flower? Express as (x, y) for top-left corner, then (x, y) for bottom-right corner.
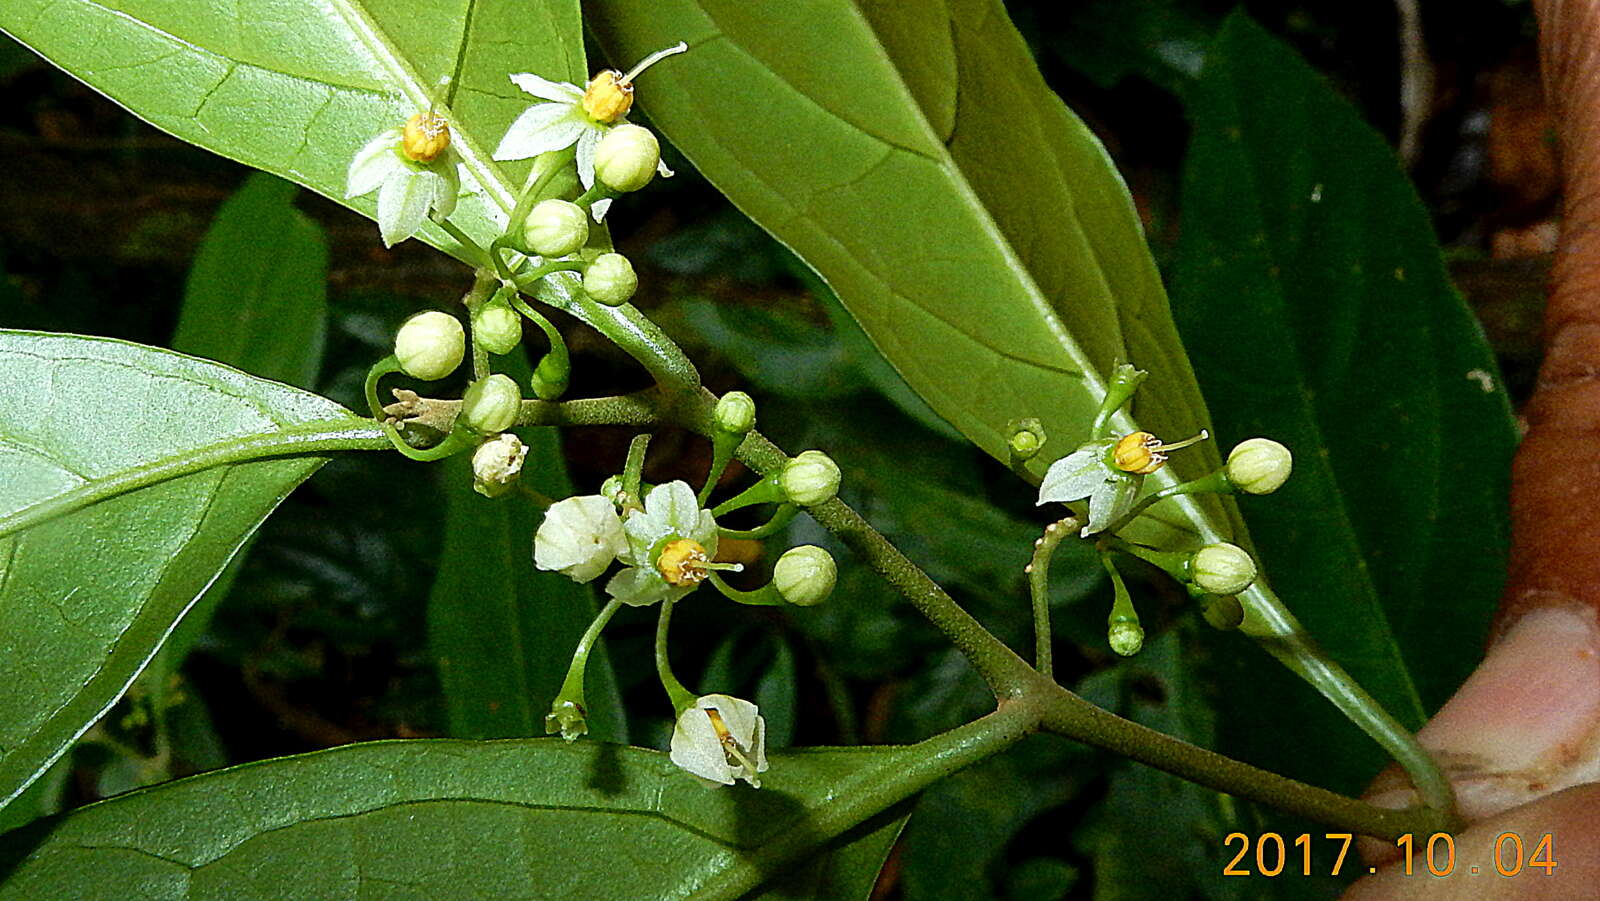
(346, 114), (462, 247)
(493, 44), (685, 222)
(1037, 438), (1136, 537)
(670, 694), (768, 788)
(605, 480), (722, 607)
(534, 495), (628, 583)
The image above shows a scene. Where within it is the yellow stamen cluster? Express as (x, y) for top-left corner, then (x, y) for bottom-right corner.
(581, 70), (635, 123)
(656, 538), (710, 586)
(401, 112), (451, 163)
(1113, 429), (1209, 475)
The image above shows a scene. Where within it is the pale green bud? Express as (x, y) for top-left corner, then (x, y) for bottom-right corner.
(782, 450), (840, 506)
(460, 373), (521, 434)
(1226, 438), (1293, 495)
(714, 391), (756, 435)
(1108, 620), (1144, 657)
(773, 545), (836, 606)
(1008, 417), (1045, 460)
(523, 198), (589, 257)
(1190, 543), (1257, 596)
(583, 253), (638, 306)
(393, 310), (464, 380)
(594, 124), (662, 193)
(471, 433), (528, 498)
(472, 299), (523, 356)
(530, 353), (570, 401)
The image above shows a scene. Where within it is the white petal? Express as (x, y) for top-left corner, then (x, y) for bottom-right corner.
(426, 164), (459, 219)
(656, 158), (675, 179)
(1083, 476), (1136, 536)
(509, 72), (584, 103)
(575, 126), (602, 189)
(346, 129), (403, 198)
(1037, 447), (1109, 505)
(670, 706), (734, 785)
(493, 104), (586, 161)
(376, 169), (431, 247)
(535, 495), (627, 582)
(589, 197), (613, 223)
(604, 565), (672, 607)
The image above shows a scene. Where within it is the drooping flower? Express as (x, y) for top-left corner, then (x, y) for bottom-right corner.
(670, 694), (768, 788)
(493, 44), (685, 221)
(346, 112), (462, 247)
(535, 495), (629, 583)
(605, 480), (723, 607)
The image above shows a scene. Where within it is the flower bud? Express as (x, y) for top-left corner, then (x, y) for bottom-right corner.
(460, 373), (521, 434)
(1200, 593), (1245, 630)
(530, 353), (570, 401)
(714, 391), (756, 435)
(1008, 418), (1045, 460)
(594, 124), (662, 192)
(471, 298), (522, 355)
(773, 545), (836, 607)
(394, 310), (465, 380)
(1108, 620), (1144, 657)
(523, 198), (589, 257)
(401, 112), (451, 163)
(583, 253), (638, 306)
(472, 433), (528, 498)
(581, 70), (634, 124)
(782, 450), (840, 506)
(1190, 543), (1257, 596)
(535, 494), (628, 583)
(1226, 438), (1293, 495)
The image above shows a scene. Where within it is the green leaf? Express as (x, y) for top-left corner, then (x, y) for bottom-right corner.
(0, 739), (910, 900)
(428, 430), (625, 743)
(158, 171), (332, 676)
(0, 330), (380, 808)
(585, 0), (1225, 524)
(0, 0), (586, 260)
(173, 172), (329, 391)
(1169, 13), (1517, 788)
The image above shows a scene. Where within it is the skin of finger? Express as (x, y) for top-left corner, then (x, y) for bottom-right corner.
(1343, 783), (1600, 900)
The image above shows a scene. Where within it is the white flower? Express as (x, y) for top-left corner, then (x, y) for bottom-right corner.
(605, 480), (720, 607)
(534, 495), (628, 583)
(493, 44), (685, 222)
(1037, 438), (1137, 537)
(346, 119), (462, 247)
(670, 694), (768, 788)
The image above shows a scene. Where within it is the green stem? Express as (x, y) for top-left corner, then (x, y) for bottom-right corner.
(710, 471), (786, 517)
(706, 572), (785, 607)
(364, 355), (405, 419)
(655, 598), (698, 713)
(507, 148), (573, 238)
(698, 431), (741, 506)
(1104, 468), (1233, 536)
(1028, 516), (1078, 679)
(622, 433), (651, 507)
(716, 503), (798, 540)
(435, 218), (491, 270)
(512, 260), (587, 294)
(462, 273), (498, 381)
(552, 597), (625, 710)
(0, 420), (390, 539)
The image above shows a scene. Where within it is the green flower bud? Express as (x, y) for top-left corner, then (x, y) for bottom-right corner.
(460, 373), (521, 434)
(1008, 417), (1045, 460)
(523, 198), (589, 257)
(1190, 543), (1257, 596)
(545, 698), (587, 741)
(714, 391), (756, 435)
(393, 310), (465, 380)
(1226, 438), (1293, 495)
(782, 450), (840, 506)
(471, 298), (522, 356)
(530, 353), (570, 401)
(594, 124), (662, 193)
(472, 433), (528, 498)
(1108, 620), (1144, 657)
(773, 545), (836, 607)
(1199, 593), (1245, 630)
(583, 252), (638, 306)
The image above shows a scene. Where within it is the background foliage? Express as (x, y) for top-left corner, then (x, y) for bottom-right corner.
(0, 0), (1545, 898)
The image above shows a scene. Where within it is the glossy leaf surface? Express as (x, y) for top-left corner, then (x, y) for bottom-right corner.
(0, 739), (909, 900)
(0, 331), (373, 807)
(1170, 14), (1517, 788)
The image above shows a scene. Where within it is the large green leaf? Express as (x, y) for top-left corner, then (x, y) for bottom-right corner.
(1169, 13), (1517, 789)
(585, 0), (1226, 531)
(0, 0), (584, 259)
(429, 431), (625, 743)
(0, 738), (911, 900)
(0, 330), (379, 808)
